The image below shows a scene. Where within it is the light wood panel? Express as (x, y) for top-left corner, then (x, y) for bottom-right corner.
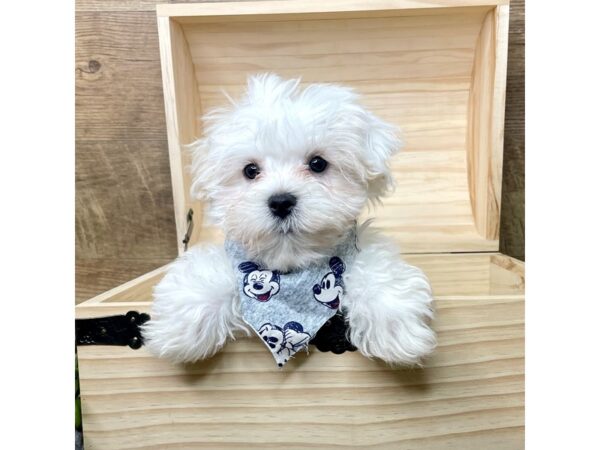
(77, 293), (523, 449)
(467, 5), (509, 240)
(157, 16), (205, 255)
(490, 254), (524, 294)
(77, 253), (524, 304)
(158, 0), (508, 20)
(162, 7), (507, 253)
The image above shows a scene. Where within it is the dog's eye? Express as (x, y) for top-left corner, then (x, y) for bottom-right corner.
(243, 163), (260, 180)
(308, 156), (328, 173)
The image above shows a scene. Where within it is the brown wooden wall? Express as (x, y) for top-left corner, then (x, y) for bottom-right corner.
(75, 0), (525, 303)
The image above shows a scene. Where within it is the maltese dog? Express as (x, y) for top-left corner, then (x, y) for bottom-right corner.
(143, 74), (436, 366)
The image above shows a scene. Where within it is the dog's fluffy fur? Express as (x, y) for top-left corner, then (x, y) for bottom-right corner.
(143, 74), (436, 366)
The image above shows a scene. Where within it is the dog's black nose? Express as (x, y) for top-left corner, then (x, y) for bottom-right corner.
(268, 193), (297, 219)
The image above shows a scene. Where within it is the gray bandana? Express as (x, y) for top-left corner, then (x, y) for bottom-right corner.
(225, 227), (358, 367)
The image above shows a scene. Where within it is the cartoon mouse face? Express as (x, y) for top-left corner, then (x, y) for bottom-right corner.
(238, 261), (280, 302)
(258, 322), (311, 366)
(313, 256), (345, 309)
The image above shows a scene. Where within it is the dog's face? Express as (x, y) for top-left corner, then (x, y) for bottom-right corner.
(191, 74), (401, 270)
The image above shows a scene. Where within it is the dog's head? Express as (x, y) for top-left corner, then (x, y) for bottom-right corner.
(191, 74), (402, 270)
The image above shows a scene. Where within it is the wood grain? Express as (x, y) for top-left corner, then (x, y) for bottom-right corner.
(75, 140), (177, 258)
(163, 8), (505, 254)
(76, 11), (167, 141)
(466, 6), (509, 241)
(499, 0), (524, 260)
(76, 257), (172, 302)
(77, 292), (524, 449)
(75, 0), (261, 13)
(157, 16), (205, 256)
(157, 0), (509, 19)
(75, 138), (177, 303)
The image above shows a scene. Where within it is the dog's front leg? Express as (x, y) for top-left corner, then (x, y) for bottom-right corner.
(143, 245), (249, 363)
(343, 226), (436, 366)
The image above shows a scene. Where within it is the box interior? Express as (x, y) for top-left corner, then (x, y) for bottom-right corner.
(161, 5), (507, 255)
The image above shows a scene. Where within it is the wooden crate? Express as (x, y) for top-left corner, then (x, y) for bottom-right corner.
(76, 1), (523, 448)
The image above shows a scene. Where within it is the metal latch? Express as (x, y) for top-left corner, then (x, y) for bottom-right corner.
(182, 208), (194, 252)
(75, 311), (150, 349)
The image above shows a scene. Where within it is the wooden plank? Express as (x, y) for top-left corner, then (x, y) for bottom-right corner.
(76, 258), (171, 304)
(76, 0), (162, 12)
(489, 254), (525, 294)
(466, 5), (509, 241)
(157, 0), (508, 19)
(77, 294), (524, 449)
(172, 9), (501, 253)
(76, 11), (166, 140)
(499, 0), (524, 261)
(75, 0), (260, 13)
(75, 140), (177, 259)
(157, 16), (205, 256)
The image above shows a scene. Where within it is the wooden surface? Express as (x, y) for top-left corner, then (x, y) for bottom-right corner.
(499, 0), (524, 261)
(157, 15), (205, 254)
(156, 0), (510, 20)
(162, 5), (506, 255)
(466, 5), (509, 241)
(78, 299), (524, 449)
(75, 0), (524, 303)
(77, 252), (524, 449)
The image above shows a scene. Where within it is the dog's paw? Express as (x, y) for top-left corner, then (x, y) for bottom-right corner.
(345, 251), (436, 366)
(348, 304), (436, 366)
(142, 245), (249, 364)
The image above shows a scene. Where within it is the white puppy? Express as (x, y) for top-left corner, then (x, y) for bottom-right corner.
(143, 74), (436, 366)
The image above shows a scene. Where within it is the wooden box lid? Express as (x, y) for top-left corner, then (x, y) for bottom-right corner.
(157, 0), (510, 255)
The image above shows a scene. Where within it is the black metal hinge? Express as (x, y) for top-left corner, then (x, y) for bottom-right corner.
(75, 310), (355, 354)
(75, 311), (150, 349)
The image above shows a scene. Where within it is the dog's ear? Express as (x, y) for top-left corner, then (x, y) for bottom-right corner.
(362, 111), (403, 203)
(329, 257), (345, 276)
(238, 261), (260, 274)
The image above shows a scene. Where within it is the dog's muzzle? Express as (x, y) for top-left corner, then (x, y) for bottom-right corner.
(268, 193), (297, 219)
